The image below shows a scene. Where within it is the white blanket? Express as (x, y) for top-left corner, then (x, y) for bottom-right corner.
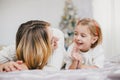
(0, 55), (120, 80)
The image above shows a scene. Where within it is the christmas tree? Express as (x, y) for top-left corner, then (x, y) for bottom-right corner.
(59, 0), (78, 49)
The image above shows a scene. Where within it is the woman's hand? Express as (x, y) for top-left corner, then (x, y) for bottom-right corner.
(0, 61), (23, 72)
(19, 63), (28, 70)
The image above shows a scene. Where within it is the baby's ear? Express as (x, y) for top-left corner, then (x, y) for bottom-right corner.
(91, 36), (98, 44)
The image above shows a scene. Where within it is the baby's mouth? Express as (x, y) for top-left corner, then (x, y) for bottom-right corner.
(76, 42), (83, 46)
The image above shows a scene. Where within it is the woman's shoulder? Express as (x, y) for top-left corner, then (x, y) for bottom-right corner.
(5, 44), (15, 50)
(0, 44), (15, 54)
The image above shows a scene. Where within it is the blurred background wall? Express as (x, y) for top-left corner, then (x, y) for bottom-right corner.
(0, 0), (120, 58)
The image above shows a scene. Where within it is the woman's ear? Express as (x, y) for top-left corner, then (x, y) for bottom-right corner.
(91, 36), (98, 44)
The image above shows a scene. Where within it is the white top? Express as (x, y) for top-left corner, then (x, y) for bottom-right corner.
(0, 28), (66, 71)
(64, 43), (105, 69)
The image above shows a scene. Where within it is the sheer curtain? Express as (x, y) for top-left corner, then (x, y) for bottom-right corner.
(92, 0), (120, 58)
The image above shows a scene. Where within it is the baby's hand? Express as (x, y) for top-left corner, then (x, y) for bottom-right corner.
(71, 44), (81, 59)
(71, 44), (83, 67)
(72, 53), (83, 63)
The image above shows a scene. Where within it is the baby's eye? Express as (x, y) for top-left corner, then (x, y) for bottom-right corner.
(74, 32), (78, 35)
(81, 34), (86, 37)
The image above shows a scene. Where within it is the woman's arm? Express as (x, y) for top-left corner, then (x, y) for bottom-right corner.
(0, 45), (16, 64)
(0, 45), (22, 72)
(0, 61), (28, 72)
(0, 61), (23, 72)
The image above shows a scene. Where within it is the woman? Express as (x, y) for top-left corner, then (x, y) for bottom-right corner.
(0, 20), (65, 72)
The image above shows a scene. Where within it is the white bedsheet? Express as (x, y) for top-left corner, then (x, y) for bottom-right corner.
(0, 55), (120, 80)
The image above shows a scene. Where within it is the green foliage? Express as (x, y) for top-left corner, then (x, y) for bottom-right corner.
(59, 0), (78, 48)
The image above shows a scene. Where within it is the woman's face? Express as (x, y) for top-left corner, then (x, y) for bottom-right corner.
(47, 27), (58, 50)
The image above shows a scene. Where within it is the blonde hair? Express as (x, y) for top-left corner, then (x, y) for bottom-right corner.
(77, 18), (102, 48)
(16, 20), (52, 69)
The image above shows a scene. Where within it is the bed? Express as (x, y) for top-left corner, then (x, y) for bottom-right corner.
(0, 54), (120, 80)
(0, 46), (120, 80)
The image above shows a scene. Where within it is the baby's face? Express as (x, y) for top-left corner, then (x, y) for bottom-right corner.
(73, 25), (97, 52)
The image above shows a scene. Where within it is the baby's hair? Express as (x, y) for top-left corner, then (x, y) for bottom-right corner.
(77, 18), (102, 48)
